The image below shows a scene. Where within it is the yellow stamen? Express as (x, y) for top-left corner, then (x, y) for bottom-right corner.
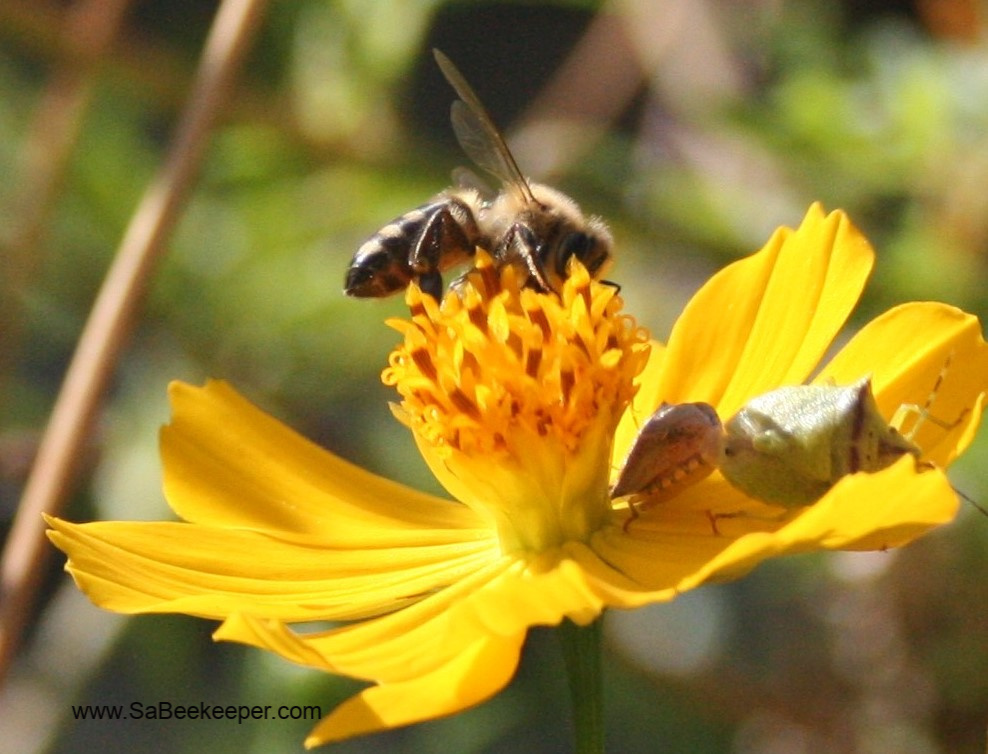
(382, 252), (650, 552)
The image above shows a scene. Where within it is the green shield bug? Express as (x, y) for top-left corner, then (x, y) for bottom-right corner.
(613, 364), (965, 526)
(718, 378), (919, 507)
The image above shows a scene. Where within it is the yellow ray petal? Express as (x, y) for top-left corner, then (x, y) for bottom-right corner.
(47, 516), (498, 621)
(211, 547), (642, 744)
(214, 614), (335, 669)
(304, 555), (611, 675)
(444, 547), (610, 631)
(590, 516), (741, 598)
(648, 204), (874, 416)
(675, 457), (957, 590)
(220, 610), (523, 746)
(305, 633), (522, 747)
(215, 546), (628, 683)
(558, 538), (685, 608)
(215, 559), (518, 679)
(612, 339), (667, 472)
(162, 381), (485, 541)
(593, 454), (956, 600)
(299, 544), (654, 682)
(816, 302), (988, 467)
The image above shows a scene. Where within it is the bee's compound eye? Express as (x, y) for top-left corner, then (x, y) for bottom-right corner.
(554, 232), (594, 274)
(564, 231), (614, 279)
(560, 232), (592, 261)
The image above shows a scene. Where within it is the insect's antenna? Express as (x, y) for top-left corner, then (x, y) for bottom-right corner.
(954, 485), (988, 519)
(917, 458), (988, 518)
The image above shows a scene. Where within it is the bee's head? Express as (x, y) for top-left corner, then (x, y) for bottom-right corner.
(549, 216), (613, 282)
(522, 184), (613, 292)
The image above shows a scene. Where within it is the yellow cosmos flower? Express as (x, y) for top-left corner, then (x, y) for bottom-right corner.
(47, 203), (987, 748)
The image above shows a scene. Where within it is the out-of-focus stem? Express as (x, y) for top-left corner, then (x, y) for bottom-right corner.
(0, 0), (269, 690)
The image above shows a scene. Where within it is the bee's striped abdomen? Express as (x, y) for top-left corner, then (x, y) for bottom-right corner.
(345, 202), (445, 298)
(344, 197), (480, 298)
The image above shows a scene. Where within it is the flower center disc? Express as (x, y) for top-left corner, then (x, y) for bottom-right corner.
(382, 252), (650, 552)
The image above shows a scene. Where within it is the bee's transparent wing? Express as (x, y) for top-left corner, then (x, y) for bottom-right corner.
(451, 166), (496, 199)
(448, 101), (518, 186)
(434, 49), (534, 201)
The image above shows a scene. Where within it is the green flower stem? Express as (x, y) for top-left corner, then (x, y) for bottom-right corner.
(558, 617), (604, 754)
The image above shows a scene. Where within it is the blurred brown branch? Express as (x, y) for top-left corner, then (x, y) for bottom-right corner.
(0, 0), (269, 691)
(1, 0), (133, 422)
(0, 0), (297, 135)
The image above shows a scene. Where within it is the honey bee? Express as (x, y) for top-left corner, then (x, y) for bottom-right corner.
(344, 49), (613, 301)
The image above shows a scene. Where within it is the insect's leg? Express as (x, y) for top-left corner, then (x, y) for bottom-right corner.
(888, 354), (987, 516)
(447, 245), (505, 300)
(417, 271), (443, 301)
(954, 485), (988, 518)
(498, 224), (553, 292)
(891, 403), (969, 441)
(704, 508), (793, 536)
(889, 352), (967, 443)
(409, 204), (477, 298)
(446, 272), (470, 299)
(621, 499), (641, 534)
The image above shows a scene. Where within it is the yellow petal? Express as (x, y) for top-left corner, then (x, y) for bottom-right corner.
(612, 339), (667, 471)
(592, 456), (956, 600)
(217, 547), (633, 683)
(213, 612), (522, 745)
(162, 381), (486, 542)
(214, 543), (650, 744)
(683, 458), (955, 589)
(699, 457), (956, 580)
(214, 614), (336, 669)
(647, 204), (874, 416)
(590, 510), (744, 599)
(775, 459), (958, 550)
(305, 633), (521, 747)
(214, 559), (517, 680)
(296, 555), (614, 677)
(47, 516), (498, 621)
(816, 302), (988, 467)
(214, 565), (530, 745)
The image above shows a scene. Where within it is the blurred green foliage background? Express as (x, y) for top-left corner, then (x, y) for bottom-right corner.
(2, 0), (988, 752)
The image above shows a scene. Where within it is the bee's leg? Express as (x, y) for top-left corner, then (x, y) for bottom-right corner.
(498, 224), (552, 292)
(446, 271), (471, 299)
(417, 271), (443, 301)
(409, 205), (477, 300)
